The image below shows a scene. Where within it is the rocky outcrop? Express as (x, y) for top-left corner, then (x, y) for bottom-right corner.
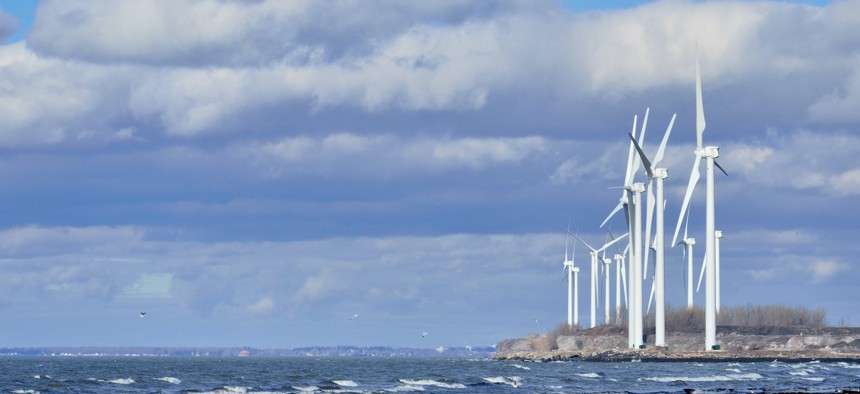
(495, 327), (860, 362)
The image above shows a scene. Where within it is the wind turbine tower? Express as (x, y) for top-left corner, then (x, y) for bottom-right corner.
(630, 112), (676, 347)
(715, 230), (722, 313)
(569, 232), (628, 329)
(673, 55), (726, 351)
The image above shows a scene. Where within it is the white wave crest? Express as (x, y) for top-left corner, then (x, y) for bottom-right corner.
(215, 386), (250, 393)
(837, 362), (860, 369)
(155, 377), (182, 384)
(642, 373), (763, 383)
(576, 372), (601, 378)
(483, 376), (521, 387)
(12, 390), (39, 394)
(802, 377), (825, 382)
(292, 386), (320, 392)
(398, 379), (465, 389)
(385, 384), (426, 392)
(789, 369), (812, 376)
(101, 378), (134, 385)
(333, 380), (358, 387)
(726, 368), (741, 373)
(512, 364), (531, 370)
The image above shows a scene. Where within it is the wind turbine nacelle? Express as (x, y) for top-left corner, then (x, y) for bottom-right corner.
(631, 183), (646, 193)
(703, 146), (720, 158)
(686, 238), (696, 245)
(602, 259), (612, 264)
(564, 261), (574, 267)
(654, 168), (668, 179)
(715, 230), (723, 238)
(572, 267), (580, 273)
(614, 254), (623, 260)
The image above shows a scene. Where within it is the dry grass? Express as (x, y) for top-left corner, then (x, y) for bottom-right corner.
(643, 304), (827, 333)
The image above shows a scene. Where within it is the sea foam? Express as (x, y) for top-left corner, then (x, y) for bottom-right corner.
(643, 373), (763, 383)
(155, 376), (182, 384)
(333, 380), (358, 387)
(399, 379), (466, 389)
(482, 376), (521, 387)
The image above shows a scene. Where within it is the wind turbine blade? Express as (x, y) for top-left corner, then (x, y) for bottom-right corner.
(696, 252), (707, 293)
(568, 232), (597, 253)
(631, 108), (649, 178)
(644, 179), (655, 276)
(672, 157), (702, 247)
(600, 201), (624, 228)
(624, 115), (638, 187)
(683, 204), (691, 240)
(715, 160), (728, 176)
(682, 246), (688, 298)
(653, 113), (676, 169)
(646, 277), (656, 314)
(629, 133), (653, 178)
(696, 54), (706, 150)
(597, 232), (629, 253)
(621, 259), (628, 306)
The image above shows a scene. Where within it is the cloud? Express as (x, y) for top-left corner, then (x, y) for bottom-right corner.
(809, 259), (847, 283)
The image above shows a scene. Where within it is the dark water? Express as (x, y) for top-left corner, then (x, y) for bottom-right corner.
(2, 356), (860, 393)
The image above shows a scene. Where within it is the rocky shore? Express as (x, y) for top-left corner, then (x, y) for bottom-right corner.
(494, 326), (860, 362)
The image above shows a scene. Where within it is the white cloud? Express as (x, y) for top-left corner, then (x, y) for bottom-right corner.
(809, 259), (847, 283)
(828, 168), (860, 197)
(247, 297), (275, 315)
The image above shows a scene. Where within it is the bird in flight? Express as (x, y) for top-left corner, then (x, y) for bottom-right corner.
(139, 312), (146, 318)
(421, 332), (429, 338)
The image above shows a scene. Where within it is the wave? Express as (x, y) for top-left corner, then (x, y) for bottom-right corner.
(837, 362), (860, 369)
(725, 368), (741, 373)
(802, 377), (825, 382)
(642, 373), (763, 383)
(482, 376), (521, 387)
(155, 376), (182, 384)
(384, 384), (426, 392)
(98, 378), (135, 385)
(12, 390), (39, 394)
(575, 372), (602, 378)
(292, 386), (320, 392)
(332, 380), (358, 387)
(398, 379), (466, 389)
(512, 364), (531, 370)
(789, 369), (812, 376)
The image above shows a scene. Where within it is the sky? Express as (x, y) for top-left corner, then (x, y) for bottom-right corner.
(0, 0), (857, 349)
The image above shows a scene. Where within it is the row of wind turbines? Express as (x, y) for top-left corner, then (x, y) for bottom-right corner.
(561, 56), (727, 351)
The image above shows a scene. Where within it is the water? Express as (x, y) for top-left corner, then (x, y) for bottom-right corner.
(2, 356), (860, 393)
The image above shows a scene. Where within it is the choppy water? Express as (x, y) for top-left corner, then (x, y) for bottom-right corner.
(2, 356), (860, 393)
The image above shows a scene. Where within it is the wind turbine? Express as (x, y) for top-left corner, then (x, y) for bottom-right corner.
(676, 206), (696, 309)
(671, 54), (728, 351)
(602, 110), (649, 348)
(629, 112), (675, 347)
(562, 230), (580, 327)
(608, 229), (629, 325)
(568, 231), (628, 328)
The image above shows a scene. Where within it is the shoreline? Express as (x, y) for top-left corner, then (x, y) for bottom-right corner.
(494, 326), (860, 363)
(494, 348), (860, 363)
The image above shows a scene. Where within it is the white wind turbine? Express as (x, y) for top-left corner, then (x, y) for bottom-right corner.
(607, 229), (629, 326)
(629, 112), (676, 347)
(676, 206), (696, 309)
(671, 54), (728, 351)
(568, 231), (628, 328)
(695, 229), (724, 313)
(602, 110), (649, 348)
(562, 230), (580, 327)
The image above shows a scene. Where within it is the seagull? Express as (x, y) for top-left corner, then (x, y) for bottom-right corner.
(421, 332), (429, 338)
(139, 312), (146, 318)
(350, 314), (359, 320)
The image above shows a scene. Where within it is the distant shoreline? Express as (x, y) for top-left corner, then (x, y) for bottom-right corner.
(0, 346), (494, 358)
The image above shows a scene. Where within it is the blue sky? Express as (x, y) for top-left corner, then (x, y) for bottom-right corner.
(0, 0), (857, 349)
